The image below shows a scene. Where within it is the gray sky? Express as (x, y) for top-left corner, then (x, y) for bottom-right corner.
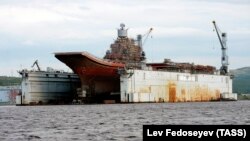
(0, 0), (249, 76)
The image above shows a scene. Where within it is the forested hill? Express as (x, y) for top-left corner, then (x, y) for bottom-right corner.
(231, 67), (250, 94)
(0, 76), (21, 86)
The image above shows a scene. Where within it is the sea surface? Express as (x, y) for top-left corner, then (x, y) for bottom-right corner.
(0, 101), (250, 141)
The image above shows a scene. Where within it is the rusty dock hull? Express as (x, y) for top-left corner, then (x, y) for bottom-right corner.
(55, 52), (125, 101)
(120, 69), (233, 102)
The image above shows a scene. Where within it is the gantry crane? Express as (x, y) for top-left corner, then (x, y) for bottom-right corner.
(212, 21), (229, 75)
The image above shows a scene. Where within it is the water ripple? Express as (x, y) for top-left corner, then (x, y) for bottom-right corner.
(0, 101), (249, 140)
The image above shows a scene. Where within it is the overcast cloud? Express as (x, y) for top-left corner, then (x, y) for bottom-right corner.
(0, 0), (249, 76)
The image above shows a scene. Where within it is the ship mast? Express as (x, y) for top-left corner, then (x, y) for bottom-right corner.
(117, 23), (128, 38)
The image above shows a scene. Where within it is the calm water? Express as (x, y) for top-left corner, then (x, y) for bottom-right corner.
(0, 101), (249, 141)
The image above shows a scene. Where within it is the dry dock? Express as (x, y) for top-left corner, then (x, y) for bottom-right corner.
(17, 69), (80, 105)
(120, 69), (236, 102)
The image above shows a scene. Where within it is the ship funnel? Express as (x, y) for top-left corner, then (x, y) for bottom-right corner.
(118, 23), (127, 38)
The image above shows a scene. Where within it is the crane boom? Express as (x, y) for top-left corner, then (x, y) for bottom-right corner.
(212, 21), (224, 49)
(31, 60), (41, 71)
(142, 28), (153, 46)
(137, 28), (153, 48)
(212, 21), (229, 75)
(137, 28), (153, 61)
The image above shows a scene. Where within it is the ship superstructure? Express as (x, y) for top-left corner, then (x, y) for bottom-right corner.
(104, 23), (145, 68)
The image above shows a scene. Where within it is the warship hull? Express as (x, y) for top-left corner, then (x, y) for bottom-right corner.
(55, 52), (125, 102)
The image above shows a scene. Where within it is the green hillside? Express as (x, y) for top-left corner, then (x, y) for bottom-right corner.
(231, 67), (250, 94)
(0, 76), (21, 86)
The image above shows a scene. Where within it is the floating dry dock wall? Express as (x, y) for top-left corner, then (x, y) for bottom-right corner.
(18, 70), (80, 105)
(120, 69), (235, 102)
